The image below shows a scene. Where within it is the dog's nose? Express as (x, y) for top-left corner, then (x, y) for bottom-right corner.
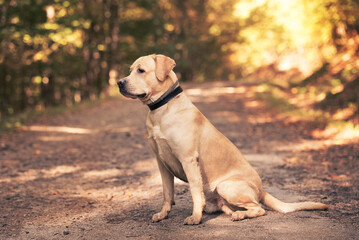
(117, 78), (126, 88)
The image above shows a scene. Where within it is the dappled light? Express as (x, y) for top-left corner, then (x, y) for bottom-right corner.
(231, 0), (333, 76)
(185, 85), (248, 103)
(244, 100), (260, 108)
(185, 86), (247, 97)
(312, 124), (359, 141)
(1, 0), (358, 125)
(83, 168), (127, 179)
(37, 135), (84, 142)
(22, 125), (93, 134)
(70, 161), (164, 203)
(0, 165), (81, 184)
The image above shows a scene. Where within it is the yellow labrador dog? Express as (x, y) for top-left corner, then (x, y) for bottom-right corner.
(118, 54), (328, 225)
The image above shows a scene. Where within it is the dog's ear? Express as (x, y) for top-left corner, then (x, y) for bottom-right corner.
(154, 55), (176, 81)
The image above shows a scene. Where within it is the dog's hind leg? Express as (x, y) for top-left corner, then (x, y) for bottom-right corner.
(216, 180), (266, 221)
(205, 197), (234, 215)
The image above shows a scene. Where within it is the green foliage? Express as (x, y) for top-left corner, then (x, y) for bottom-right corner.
(0, 0), (358, 122)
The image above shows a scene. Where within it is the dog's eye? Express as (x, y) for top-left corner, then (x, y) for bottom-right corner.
(137, 68), (145, 74)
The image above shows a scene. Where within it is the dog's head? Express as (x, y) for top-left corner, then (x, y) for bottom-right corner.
(118, 54), (177, 103)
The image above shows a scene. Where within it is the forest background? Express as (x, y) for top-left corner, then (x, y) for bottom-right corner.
(0, 0), (358, 130)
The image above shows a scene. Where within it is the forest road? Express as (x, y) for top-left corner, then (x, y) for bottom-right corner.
(0, 82), (358, 239)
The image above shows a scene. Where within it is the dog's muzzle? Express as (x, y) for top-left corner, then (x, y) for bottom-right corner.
(117, 78), (146, 99)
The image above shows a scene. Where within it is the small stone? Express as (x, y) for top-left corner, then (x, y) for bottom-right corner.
(63, 231), (70, 235)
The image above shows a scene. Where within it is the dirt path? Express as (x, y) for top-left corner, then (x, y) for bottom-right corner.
(0, 82), (358, 239)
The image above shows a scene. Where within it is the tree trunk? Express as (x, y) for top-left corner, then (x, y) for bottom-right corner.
(107, 0), (119, 79)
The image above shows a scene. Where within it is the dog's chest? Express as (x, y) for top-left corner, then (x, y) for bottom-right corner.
(148, 125), (187, 182)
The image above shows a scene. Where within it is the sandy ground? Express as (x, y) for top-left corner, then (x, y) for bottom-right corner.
(0, 82), (358, 239)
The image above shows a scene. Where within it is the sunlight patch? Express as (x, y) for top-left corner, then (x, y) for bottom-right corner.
(22, 125), (93, 134)
(38, 135), (83, 142)
(0, 165), (81, 183)
(83, 168), (128, 179)
(185, 86), (247, 97)
(245, 100), (260, 108)
(312, 124), (359, 140)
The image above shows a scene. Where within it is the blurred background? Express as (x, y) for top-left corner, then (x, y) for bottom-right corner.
(0, 0), (358, 126)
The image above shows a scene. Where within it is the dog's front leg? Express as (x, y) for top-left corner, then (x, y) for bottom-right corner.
(152, 158), (175, 222)
(180, 153), (205, 225)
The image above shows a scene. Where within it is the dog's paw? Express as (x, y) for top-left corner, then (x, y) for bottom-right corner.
(183, 215), (201, 225)
(231, 211), (246, 221)
(152, 212), (167, 222)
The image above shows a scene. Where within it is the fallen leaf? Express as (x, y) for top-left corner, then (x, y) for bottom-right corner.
(331, 174), (347, 179)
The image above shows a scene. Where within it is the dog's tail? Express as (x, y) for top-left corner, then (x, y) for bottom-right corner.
(261, 191), (329, 213)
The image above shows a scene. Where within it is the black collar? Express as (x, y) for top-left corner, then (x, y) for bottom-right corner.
(147, 82), (183, 111)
